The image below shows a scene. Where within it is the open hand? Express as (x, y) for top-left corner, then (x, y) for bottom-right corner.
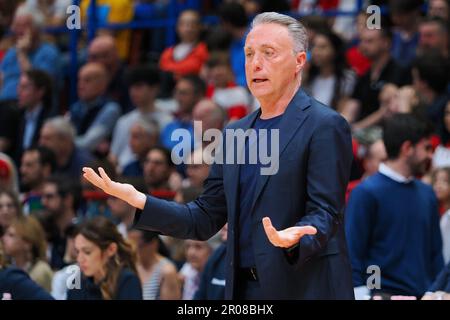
(262, 217), (317, 248)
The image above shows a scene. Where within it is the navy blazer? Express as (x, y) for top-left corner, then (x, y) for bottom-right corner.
(0, 267), (54, 300)
(134, 89), (354, 299)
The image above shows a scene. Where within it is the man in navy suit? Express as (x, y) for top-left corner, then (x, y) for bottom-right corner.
(83, 12), (354, 299)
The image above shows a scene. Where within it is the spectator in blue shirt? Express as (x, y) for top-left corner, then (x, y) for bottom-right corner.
(70, 62), (121, 153)
(346, 114), (444, 299)
(0, 4), (60, 102)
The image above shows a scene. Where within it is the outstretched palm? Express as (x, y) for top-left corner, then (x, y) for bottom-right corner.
(262, 217), (317, 248)
(82, 167), (145, 209)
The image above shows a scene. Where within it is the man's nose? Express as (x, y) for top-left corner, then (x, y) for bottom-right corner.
(252, 53), (263, 71)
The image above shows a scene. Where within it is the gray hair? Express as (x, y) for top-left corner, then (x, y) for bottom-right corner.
(251, 12), (308, 53)
(44, 116), (76, 140)
(14, 4), (45, 29)
(130, 118), (159, 136)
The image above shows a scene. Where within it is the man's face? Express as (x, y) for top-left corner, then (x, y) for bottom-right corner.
(11, 15), (33, 39)
(20, 150), (44, 189)
(88, 42), (116, 71)
(39, 125), (62, 155)
(174, 80), (198, 114)
(407, 138), (433, 176)
(77, 66), (107, 101)
(428, 0), (449, 20)
(143, 150), (172, 188)
(210, 65), (231, 88)
(418, 22), (446, 52)
(17, 75), (43, 109)
(244, 23), (302, 101)
(129, 125), (155, 157)
(41, 182), (63, 215)
(359, 29), (387, 60)
(129, 83), (156, 109)
(185, 239), (211, 272)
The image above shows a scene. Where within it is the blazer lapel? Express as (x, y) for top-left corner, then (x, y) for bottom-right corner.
(249, 89), (311, 215)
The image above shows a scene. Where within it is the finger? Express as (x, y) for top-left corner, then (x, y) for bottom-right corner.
(262, 217), (280, 244)
(98, 167), (113, 185)
(298, 226), (317, 236)
(82, 167), (106, 189)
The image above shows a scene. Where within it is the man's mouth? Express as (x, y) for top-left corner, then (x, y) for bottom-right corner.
(252, 78), (268, 83)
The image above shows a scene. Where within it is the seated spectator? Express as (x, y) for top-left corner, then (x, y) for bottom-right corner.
(341, 18), (412, 130)
(107, 193), (136, 239)
(192, 99), (226, 149)
(0, 241), (53, 300)
(67, 216), (142, 300)
(218, 2), (249, 87)
(0, 153), (19, 192)
(2, 215), (53, 292)
(129, 230), (181, 300)
(389, 0), (421, 68)
(305, 29), (355, 109)
(417, 16), (448, 59)
(345, 11), (372, 77)
(0, 189), (22, 235)
(0, 4), (60, 102)
(40, 175), (81, 270)
(81, 0), (134, 60)
(13, 69), (53, 164)
(183, 148), (211, 190)
(25, 0), (72, 27)
(179, 239), (214, 300)
(412, 52), (449, 129)
(431, 167), (450, 264)
(159, 10), (208, 79)
(110, 65), (171, 170)
(123, 119), (159, 177)
(428, 0), (449, 21)
(70, 62), (121, 153)
(194, 224), (227, 300)
(87, 35), (131, 113)
(19, 146), (56, 214)
(51, 224), (78, 300)
(143, 146), (181, 198)
(161, 75), (206, 152)
(39, 117), (94, 179)
(432, 101), (450, 168)
(205, 53), (250, 120)
(346, 139), (387, 202)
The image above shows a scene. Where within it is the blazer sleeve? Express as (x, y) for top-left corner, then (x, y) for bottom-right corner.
(292, 113), (353, 268)
(133, 160), (228, 241)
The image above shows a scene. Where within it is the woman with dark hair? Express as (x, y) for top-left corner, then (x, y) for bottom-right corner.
(128, 229), (181, 300)
(305, 30), (356, 109)
(67, 216), (142, 300)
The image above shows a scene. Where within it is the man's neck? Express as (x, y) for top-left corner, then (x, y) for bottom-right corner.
(383, 159), (412, 180)
(319, 64), (335, 77)
(137, 102), (155, 114)
(26, 102), (43, 114)
(370, 53), (390, 80)
(258, 81), (300, 119)
(140, 253), (158, 269)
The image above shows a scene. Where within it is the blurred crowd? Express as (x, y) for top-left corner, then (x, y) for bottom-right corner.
(0, 0), (449, 300)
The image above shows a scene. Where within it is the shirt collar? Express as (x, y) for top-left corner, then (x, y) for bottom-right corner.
(378, 162), (414, 184)
(25, 104), (43, 121)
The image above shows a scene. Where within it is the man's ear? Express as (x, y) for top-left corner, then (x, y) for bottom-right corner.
(295, 51), (307, 75)
(400, 140), (414, 157)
